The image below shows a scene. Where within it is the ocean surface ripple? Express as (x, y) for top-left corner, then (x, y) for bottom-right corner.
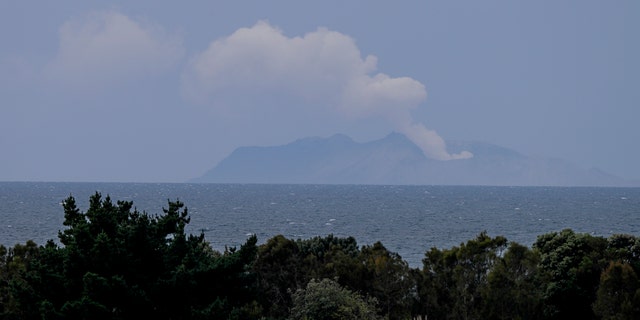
(1, 182), (639, 267)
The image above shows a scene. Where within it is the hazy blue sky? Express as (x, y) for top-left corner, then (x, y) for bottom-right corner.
(1, 1), (638, 182)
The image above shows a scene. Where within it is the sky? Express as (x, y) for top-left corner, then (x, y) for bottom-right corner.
(1, 1), (638, 183)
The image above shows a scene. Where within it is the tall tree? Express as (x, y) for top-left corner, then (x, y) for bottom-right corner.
(254, 235), (303, 318)
(421, 231), (507, 320)
(483, 242), (542, 319)
(534, 229), (608, 320)
(5, 193), (259, 319)
(593, 261), (640, 320)
(359, 241), (414, 320)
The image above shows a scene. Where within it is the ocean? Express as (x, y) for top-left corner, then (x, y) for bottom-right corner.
(1, 182), (639, 267)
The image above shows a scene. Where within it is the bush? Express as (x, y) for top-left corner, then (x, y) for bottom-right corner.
(290, 278), (380, 320)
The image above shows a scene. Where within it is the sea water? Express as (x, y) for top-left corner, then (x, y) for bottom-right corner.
(1, 182), (639, 267)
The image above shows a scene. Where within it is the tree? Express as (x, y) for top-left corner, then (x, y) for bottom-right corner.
(0, 240), (42, 318)
(593, 261), (640, 320)
(254, 234), (303, 318)
(606, 234), (640, 274)
(483, 242), (542, 320)
(4, 192), (259, 319)
(289, 278), (380, 320)
(421, 231), (507, 320)
(533, 229), (608, 320)
(53, 193), (199, 318)
(359, 241), (414, 320)
(296, 234), (368, 298)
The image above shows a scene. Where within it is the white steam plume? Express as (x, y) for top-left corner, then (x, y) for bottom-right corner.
(182, 21), (472, 160)
(401, 121), (473, 160)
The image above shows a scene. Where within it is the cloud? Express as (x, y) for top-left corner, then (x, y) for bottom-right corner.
(45, 11), (184, 89)
(182, 21), (372, 106)
(182, 21), (471, 160)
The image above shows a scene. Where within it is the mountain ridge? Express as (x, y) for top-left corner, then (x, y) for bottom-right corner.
(192, 133), (634, 187)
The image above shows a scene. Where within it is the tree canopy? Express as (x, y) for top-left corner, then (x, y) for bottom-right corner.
(1, 193), (640, 319)
(1, 193), (259, 319)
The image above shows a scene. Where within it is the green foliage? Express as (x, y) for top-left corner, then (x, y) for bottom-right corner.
(296, 234), (362, 285)
(5, 193), (640, 320)
(606, 234), (640, 273)
(254, 234), (303, 318)
(1, 192), (258, 319)
(483, 242), (543, 319)
(252, 233), (417, 319)
(0, 240), (41, 318)
(593, 261), (640, 320)
(296, 235), (369, 305)
(253, 234), (369, 319)
(359, 241), (413, 320)
(421, 231), (507, 320)
(289, 278), (380, 320)
(534, 229), (609, 319)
